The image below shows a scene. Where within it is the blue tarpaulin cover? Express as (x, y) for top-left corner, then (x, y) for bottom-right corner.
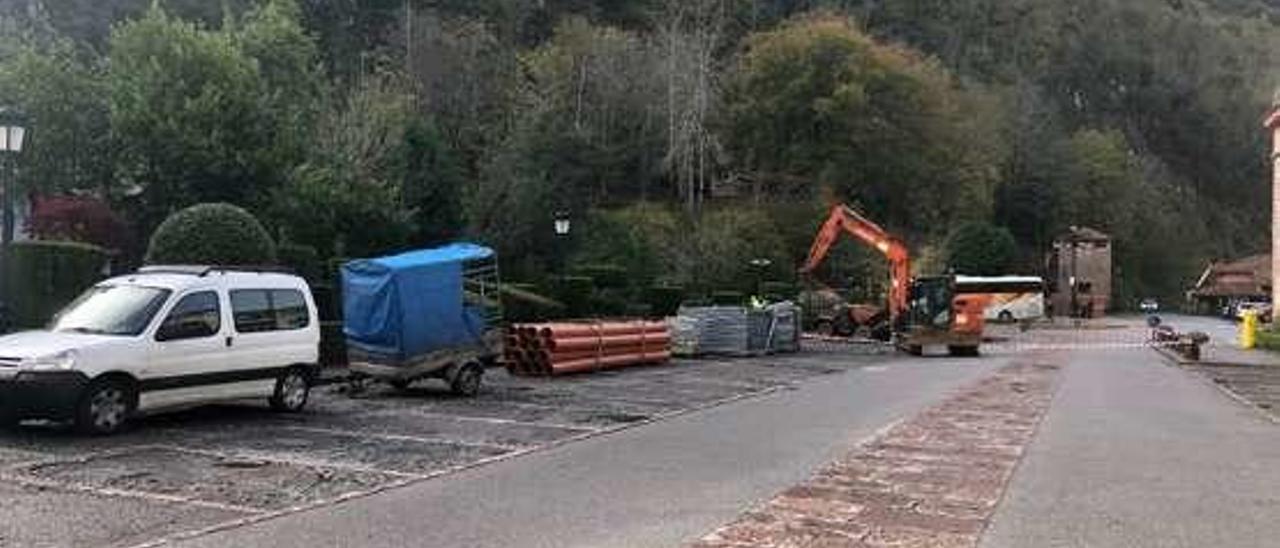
(342, 243), (494, 361)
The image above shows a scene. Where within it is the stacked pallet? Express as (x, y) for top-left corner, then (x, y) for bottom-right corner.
(505, 321), (671, 376)
(673, 302), (802, 357)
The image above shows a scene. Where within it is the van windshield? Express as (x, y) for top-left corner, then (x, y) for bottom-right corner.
(51, 285), (173, 337)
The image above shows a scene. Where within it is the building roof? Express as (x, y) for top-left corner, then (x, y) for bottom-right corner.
(1192, 253), (1271, 298)
(1056, 226), (1110, 243)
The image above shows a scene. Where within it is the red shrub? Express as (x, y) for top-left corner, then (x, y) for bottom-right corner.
(26, 194), (130, 252)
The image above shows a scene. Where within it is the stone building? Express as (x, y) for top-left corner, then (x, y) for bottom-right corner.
(1046, 226), (1112, 318)
(1187, 254), (1270, 315)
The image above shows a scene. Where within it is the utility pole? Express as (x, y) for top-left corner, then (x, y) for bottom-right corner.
(1266, 97), (1280, 323)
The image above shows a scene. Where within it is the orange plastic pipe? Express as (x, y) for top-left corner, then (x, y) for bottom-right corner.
(548, 351), (672, 375)
(546, 333), (671, 352)
(537, 322), (667, 339)
(541, 343), (671, 363)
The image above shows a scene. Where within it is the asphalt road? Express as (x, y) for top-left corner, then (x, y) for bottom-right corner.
(170, 355), (1003, 548)
(981, 346), (1280, 548)
(1156, 312), (1239, 347)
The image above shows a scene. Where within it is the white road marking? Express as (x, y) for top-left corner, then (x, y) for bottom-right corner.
(358, 409), (598, 433)
(149, 444), (428, 480)
(279, 425), (528, 452)
(0, 470), (264, 515)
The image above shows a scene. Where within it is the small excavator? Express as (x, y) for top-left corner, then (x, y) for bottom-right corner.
(801, 204), (986, 356)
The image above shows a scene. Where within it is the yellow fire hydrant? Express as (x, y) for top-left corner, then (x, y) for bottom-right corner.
(1240, 310), (1259, 350)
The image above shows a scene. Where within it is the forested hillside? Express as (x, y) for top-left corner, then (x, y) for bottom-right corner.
(2, 0), (1278, 307)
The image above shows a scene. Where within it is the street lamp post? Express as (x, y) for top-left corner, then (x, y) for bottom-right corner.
(553, 210), (571, 278)
(749, 258), (772, 302)
(0, 107), (27, 327)
(0, 107), (27, 247)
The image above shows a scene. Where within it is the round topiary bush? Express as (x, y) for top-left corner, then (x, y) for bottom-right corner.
(145, 203), (277, 266)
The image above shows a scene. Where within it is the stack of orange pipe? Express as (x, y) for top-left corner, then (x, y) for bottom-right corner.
(503, 321), (671, 376)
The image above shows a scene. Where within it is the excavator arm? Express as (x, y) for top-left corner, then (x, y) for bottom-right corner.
(801, 205), (911, 324)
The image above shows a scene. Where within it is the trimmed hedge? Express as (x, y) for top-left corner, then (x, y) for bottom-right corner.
(1257, 328), (1280, 351)
(712, 290), (746, 306)
(574, 264), (629, 290)
(502, 283), (564, 322)
(145, 203), (277, 266)
(2, 241), (109, 330)
(549, 275), (594, 318)
(645, 285), (684, 317)
(760, 281), (798, 302)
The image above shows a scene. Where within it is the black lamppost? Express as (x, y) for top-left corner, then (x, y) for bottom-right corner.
(0, 107), (27, 247)
(0, 107), (27, 327)
(749, 258), (772, 301)
(553, 210), (571, 277)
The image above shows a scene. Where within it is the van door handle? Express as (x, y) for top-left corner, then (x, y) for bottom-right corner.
(225, 336), (234, 348)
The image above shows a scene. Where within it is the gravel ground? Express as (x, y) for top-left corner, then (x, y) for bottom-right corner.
(0, 347), (886, 548)
(1187, 363), (1280, 418)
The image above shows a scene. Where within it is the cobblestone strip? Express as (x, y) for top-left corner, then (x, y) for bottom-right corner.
(693, 362), (1060, 548)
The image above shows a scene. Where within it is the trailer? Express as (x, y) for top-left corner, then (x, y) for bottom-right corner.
(341, 243), (503, 396)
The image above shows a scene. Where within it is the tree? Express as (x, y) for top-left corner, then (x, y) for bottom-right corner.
(0, 39), (110, 194)
(724, 14), (1005, 238)
(518, 17), (666, 204)
(658, 0), (728, 214)
(269, 70), (417, 260)
(235, 0), (325, 172)
(109, 5), (271, 233)
(401, 118), (465, 245)
(945, 222), (1017, 275)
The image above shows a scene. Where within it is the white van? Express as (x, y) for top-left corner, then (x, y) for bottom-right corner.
(0, 266), (320, 434)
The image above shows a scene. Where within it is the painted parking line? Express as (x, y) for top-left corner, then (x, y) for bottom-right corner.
(358, 409), (604, 432)
(150, 443), (430, 480)
(0, 469), (265, 515)
(280, 425), (529, 452)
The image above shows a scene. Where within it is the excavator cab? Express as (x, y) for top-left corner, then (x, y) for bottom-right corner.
(899, 276), (985, 356)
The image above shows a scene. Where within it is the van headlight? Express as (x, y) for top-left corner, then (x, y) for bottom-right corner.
(22, 350), (78, 371)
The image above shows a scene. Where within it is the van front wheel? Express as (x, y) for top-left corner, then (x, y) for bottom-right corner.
(270, 367), (311, 412)
(76, 379), (133, 435)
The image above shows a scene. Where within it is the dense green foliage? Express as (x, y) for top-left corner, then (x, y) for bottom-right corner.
(946, 223), (1017, 276)
(3, 0), (1278, 311)
(2, 241), (108, 329)
(145, 203), (278, 266)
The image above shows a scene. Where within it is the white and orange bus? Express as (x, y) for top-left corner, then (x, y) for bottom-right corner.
(954, 276), (1045, 322)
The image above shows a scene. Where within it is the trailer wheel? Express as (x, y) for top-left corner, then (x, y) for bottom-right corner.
(389, 379), (412, 391)
(450, 362), (484, 397)
(948, 345), (980, 357)
(906, 345), (924, 356)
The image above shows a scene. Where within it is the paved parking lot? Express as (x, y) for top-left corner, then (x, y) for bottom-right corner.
(0, 347), (886, 548)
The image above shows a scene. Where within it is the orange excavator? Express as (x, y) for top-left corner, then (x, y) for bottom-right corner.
(802, 204), (986, 356)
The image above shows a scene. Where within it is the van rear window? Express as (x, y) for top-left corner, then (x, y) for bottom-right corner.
(231, 289), (311, 333)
